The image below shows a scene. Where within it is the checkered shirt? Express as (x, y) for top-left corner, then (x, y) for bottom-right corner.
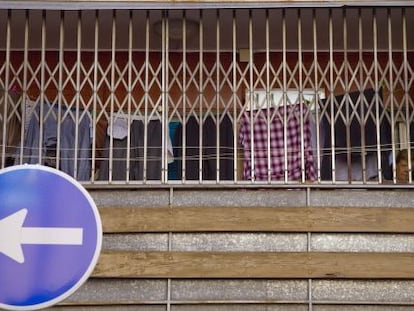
(239, 105), (316, 181)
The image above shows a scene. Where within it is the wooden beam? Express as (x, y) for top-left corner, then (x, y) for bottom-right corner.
(99, 206), (414, 233)
(93, 251), (414, 279)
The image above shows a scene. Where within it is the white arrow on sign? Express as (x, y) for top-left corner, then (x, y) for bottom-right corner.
(0, 208), (83, 264)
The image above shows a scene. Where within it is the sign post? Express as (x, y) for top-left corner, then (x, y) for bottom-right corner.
(0, 164), (102, 310)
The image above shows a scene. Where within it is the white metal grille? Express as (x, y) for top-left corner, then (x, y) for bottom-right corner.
(0, 7), (413, 188)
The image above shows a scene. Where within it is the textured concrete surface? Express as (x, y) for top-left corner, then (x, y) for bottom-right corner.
(91, 189), (414, 208)
(72, 189), (414, 310)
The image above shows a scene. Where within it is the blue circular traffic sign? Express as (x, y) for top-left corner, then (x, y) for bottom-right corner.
(0, 164), (102, 310)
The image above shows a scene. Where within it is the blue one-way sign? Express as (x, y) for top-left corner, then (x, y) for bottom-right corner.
(0, 164), (102, 310)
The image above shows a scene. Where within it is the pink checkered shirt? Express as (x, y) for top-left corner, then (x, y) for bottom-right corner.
(239, 105), (316, 181)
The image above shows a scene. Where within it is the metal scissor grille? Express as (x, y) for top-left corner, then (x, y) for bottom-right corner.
(0, 7), (413, 188)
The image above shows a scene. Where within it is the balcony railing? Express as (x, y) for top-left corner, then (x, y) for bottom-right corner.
(0, 7), (413, 188)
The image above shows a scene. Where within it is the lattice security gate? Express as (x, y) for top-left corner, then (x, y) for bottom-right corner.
(0, 7), (413, 188)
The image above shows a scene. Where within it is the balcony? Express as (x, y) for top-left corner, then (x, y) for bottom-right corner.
(2, 4), (414, 310)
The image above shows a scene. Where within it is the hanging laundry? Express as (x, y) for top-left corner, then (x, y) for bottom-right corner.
(99, 115), (174, 181)
(175, 113), (234, 181)
(23, 102), (91, 180)
(239, 104), (316, 181)
(320, 88), (392, 181)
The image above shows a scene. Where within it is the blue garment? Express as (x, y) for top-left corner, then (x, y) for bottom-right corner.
(23, 102), (91, 181)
